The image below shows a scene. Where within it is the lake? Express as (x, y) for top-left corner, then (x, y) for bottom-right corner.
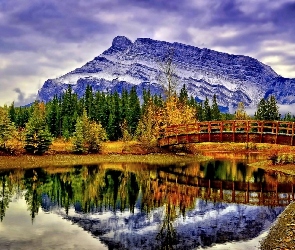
(0, 157), (294, 249)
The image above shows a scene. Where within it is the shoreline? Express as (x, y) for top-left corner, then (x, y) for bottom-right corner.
(0, 153), (212, 169)
(260, 202), (295, 249)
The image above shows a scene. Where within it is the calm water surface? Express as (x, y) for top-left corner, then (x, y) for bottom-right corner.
(1, 157), (294, 250)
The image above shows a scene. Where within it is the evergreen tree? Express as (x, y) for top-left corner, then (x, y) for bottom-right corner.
(107, 92), (121, 140)
(46, 95), (61, 137)
(196, 102), (203, 121)
(211, 94), (221, 120)
(142, 88), (152, 114)
(120, 89), (129, 127)
(84, 85), (94, 119)
(284, 112), (293, 121)
(0, 107), (15, 151)
(255, 98), (267, 120)
(255, 96), (280, 121)
(60, 85), (78, 137)
(72, 117), (85, 154)
(8, 102), (16, 124)
(267, 95), (280, 120)
(15, 106), (30, 128)
(97, 92), (110, 129)
(24, 102), (52, 155)
(179, 84), (188, 104)
(126, 87), (141, 135)
(203, 97), (212, 121)
(73, 110), (107, 153)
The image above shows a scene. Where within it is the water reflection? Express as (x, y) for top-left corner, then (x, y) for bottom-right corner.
(0, 160), (294, 249)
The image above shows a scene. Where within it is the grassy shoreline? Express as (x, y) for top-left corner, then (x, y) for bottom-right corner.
(0, 153), (211, 169)
(2, 141), (295, 173)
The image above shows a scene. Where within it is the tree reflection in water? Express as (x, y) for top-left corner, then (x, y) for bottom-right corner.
(0, 160), (294, 249)
(157, 203), (177, 250)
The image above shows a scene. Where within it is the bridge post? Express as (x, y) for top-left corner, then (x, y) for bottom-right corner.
(246, 120), (249, 143)
(291, 122), (294, 146)
(186, 124), (189, 143)
(260, 122), (264, 143)
(220, 121), (223, 142)
(275, 121), (279, 144)
(232, 121), (236, 142)
(208, 122), (211, 142)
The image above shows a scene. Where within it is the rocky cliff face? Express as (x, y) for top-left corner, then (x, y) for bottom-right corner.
(37, 36), (295, 109)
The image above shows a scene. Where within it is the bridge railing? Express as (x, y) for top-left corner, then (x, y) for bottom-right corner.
(164, 120), (295, 135)
(160, 120), (295, 146)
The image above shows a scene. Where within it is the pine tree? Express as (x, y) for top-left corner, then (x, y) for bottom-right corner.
(8, 102), (16, 124)
(267, 95), (280, 120)
(179, 84), (188, 105)
(24, 102), (52, 155)
(73, 110), (107, 153)
(0, 107), (15, 151)
(120, 89), (129, 123)
(142, 88), (151, 114)
(61, 85), (78, 136)
(84, 85), (94, 118)
(203, 97), (212, 121)
(46, 95), (61, 137)
(284, 112), (293, 121)
(255, 98), (267, 120)
(196, 102), (203, 121)
(72, 117), (85, 154)
(15, 106), (30, 128)
(127, 87), (141, 135)
(211, 94), (221, 120)
(107, 92), (121, 140)
(255, 96), (280, 121)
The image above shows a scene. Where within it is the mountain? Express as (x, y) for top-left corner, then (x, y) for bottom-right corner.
(37, 36), (295, 110)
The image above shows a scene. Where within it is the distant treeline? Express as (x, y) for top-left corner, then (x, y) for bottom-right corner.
(0, 84), (292, 155)
(6, 85), (226, 140)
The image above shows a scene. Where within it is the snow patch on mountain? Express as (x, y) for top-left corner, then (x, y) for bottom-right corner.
(37, 36), (295, 109)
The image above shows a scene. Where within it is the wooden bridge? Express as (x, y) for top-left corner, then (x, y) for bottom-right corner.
(158, 120), (295, 147)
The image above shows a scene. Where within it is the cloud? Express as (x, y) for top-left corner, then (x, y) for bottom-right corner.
(0, 0), (294, 107)
(13, 88), (36, 107)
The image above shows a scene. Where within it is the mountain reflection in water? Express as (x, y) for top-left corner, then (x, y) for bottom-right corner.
(0, 160), (294, 249)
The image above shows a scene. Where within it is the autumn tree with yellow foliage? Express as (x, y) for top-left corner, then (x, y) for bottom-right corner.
(235, 102), (249, 120)
(136, 94), (196, 146)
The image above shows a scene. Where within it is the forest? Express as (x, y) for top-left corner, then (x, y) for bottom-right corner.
(0, 84), (291, 155)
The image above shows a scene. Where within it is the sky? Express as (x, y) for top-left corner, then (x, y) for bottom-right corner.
(0, 0), (295, 106)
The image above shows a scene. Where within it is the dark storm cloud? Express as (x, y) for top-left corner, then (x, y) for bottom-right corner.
(5, 1), (115, 43)
(0, 0), (294, 105)
(209, 0), (248, 24)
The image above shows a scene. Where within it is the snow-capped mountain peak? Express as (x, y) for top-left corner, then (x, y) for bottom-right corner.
(37, 36), (295, 109)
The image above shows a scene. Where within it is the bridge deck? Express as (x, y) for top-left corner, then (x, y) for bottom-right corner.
(158, 120), (295, 147)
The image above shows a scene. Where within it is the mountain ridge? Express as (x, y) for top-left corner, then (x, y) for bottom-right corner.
(37, 36), (295, 109)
